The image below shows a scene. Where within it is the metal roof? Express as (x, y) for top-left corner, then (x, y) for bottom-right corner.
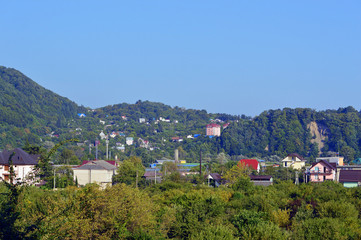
(0, 148), (39, 165)
(74, 160), (117, 171)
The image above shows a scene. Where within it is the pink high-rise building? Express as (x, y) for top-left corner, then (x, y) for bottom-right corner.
(206, 123), (221, 136)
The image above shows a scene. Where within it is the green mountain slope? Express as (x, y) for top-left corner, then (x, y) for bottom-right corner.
(0, 66), (86, 148)
(0, 66), (81, 127)
(1, 66), (361, 164)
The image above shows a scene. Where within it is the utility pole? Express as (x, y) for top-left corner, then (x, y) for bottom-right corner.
(136, 169), (138, 189)
(53, 168), (56, 190)
(95, 141), (98, 160)
(154, 168), (157, 184)
(295, 171), (299, 185)
(207, 166), (210, 187)
(200, 150), (202, 176)
(106, 139), (109, 160)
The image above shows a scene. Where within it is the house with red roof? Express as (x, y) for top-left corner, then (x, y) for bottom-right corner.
(238, 159), (260, 173)
(223, 123), (230, 129)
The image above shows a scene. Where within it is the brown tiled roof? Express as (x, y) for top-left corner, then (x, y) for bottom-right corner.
(204, 173), (222, 180)
(339, 170), (361, 183)
(311, 160), (336, 170)
(287, 153), (304, 160)
(249, 175), (272, 181)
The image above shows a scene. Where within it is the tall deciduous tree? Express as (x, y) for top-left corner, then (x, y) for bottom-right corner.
(113, 156), (145, 186)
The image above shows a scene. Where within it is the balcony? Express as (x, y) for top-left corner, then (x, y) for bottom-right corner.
(310, 170), (333, 174)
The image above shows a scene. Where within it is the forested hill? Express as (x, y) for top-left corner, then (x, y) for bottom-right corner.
(220, 107), (361, 161)
(1, 66), (361, 163)
(0, 66), (85, 147)
(0, 66), (83, 127)
(84, 101), (361, 163)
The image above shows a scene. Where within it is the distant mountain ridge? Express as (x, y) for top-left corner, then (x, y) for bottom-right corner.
(1, 66), (361, 163)
(0, 66), (82, 127)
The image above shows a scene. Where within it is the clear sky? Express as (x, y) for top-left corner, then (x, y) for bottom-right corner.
(1, 1), (360, 116)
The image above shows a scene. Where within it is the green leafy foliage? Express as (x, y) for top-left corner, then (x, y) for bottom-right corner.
(1, 175), (361, 239)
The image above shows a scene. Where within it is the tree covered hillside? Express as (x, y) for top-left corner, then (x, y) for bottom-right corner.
(0, 66), (85, 148)
(1, 66), (361, 164)
(219, 107), (361, 162)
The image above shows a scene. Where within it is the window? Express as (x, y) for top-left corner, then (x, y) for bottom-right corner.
(4, 165), (9, 171)
(315, 174), (319, 180)
(315, 167), (319, 172)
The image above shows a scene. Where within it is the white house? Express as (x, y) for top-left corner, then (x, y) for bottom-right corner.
(73, 160), (117, 187)
(282, 153), (306, 170)
(0, 148), (39, 184)
(99, 130), (107, 140)
(126, 137), (134, 145)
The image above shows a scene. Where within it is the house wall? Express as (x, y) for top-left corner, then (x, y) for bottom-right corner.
(213, 127), (221, 136)
(251, 180), (273, 186)
(339, 157), (344, 166)
(206, 127), (213, 136)
(343, 182), (358, 188)
(206, 126), (221, 136)
(316, 157), (344, 166)
(282, 160), (291, 168)
(282, 158), (304, 170)
(0, 164), (35, 183)
(15, 165), (35, 182)
(73, 169), (114, 186)
(309, 162), (335, 182)
(292, 161), (305, 170)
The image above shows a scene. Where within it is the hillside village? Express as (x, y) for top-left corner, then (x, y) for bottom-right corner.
(3, 146), (361, 189)
(3, 94), (361, 189)
(3, 67), (361, 238)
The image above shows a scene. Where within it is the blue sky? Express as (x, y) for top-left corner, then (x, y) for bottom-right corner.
(1, 1), (360, 116)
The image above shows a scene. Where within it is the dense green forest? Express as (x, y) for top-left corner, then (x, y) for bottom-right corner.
(2, 175), (361, 239)
(1, 66), (361, 165)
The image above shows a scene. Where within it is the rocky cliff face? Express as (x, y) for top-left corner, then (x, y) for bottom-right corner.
(308, 121), (327, 154)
